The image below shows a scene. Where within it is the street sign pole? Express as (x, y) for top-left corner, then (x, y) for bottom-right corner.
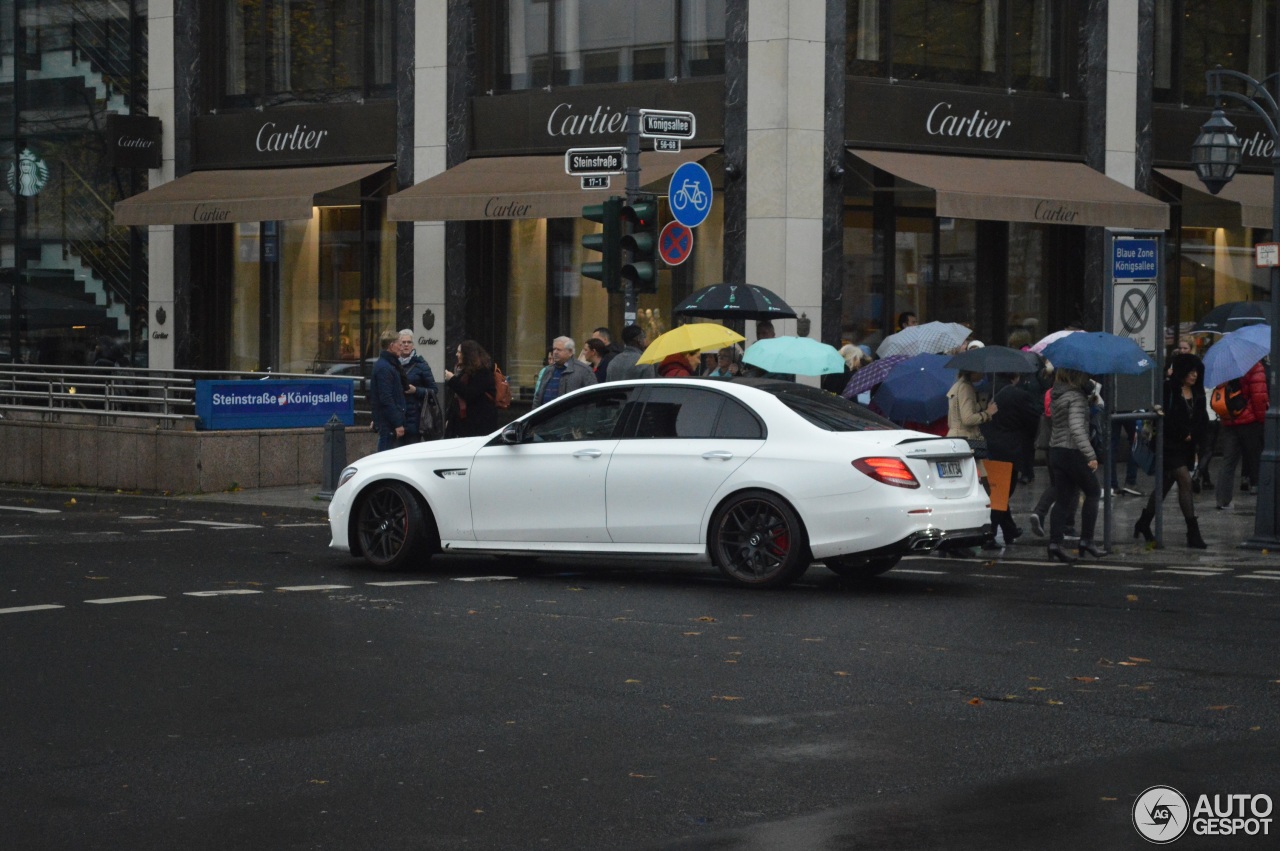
(623, 107), (642, 324)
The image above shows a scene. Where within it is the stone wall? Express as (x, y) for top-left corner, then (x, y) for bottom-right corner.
(0, 411), (377, 493)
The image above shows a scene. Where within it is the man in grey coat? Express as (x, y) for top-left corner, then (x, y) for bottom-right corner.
(605, 324), (656, 382)
(533, 336), (597, 407)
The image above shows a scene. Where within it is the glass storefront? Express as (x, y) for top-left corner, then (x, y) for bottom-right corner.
(496, 193), (724, 398)
(226, 183), (394, 374)
(1177, 226), (1269, 328)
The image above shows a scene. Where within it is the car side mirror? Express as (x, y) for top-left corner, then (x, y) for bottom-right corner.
(500, 423), (524, 445)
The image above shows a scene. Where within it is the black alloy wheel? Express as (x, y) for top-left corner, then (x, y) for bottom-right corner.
(709, 490), (810, 588)
(823, 554), (902, 580)
(355, 482), (429, 570)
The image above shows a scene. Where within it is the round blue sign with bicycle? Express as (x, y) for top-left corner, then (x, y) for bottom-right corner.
(668, 161), (713, 228)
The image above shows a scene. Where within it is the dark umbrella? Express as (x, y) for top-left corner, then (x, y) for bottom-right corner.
(945, 345), (1039, 374)
(842, 354), (907, 398)
(1193, 301), (1270, 334)
(673, 283), (797, 320)
(871, 353), (956, 424)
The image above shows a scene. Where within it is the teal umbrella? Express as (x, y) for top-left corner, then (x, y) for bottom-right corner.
(742, 336), (845, 375)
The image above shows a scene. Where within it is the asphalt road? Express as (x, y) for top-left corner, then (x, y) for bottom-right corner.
(1, 489), (1277, 850)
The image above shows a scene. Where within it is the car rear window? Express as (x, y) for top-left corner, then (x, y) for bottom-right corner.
(758, 382), (897, 432)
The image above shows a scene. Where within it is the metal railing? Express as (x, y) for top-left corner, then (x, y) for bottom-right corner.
(0, 364), (369, 425)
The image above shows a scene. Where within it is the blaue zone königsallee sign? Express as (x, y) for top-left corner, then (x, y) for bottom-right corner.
(195, 380), (355, 430)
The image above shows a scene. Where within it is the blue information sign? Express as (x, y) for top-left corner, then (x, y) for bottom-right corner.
(668, 161), (713, 228)
(195, 379), (355, 430)
(1113, 238), (1158, 282)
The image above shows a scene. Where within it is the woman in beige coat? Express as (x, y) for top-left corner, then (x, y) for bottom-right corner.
(947, 370), (997, 481)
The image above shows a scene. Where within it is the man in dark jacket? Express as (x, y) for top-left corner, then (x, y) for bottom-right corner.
(606, 324), (656, 382)
(982, 372), (1042, 547)
(1215, 358), (1269, 509)
(370, 330), (411, 451)
(533, 336), (597, 407)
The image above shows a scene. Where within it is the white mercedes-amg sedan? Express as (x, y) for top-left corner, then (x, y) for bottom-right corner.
(329, 377), (990, 588)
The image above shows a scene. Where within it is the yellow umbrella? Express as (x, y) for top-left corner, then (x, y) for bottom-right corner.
(637, 323), (746, 365)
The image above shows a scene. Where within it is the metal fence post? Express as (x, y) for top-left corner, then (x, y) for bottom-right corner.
(318, 414), (346, 499)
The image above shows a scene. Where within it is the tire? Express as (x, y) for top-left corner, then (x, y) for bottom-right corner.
(709, 490), (810, 588)
(354, 482), (432, 571)
(824, 554), (902, 580)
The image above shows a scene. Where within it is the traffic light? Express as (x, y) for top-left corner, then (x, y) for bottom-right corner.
(581, 197), (623, 292)
(620, 193), (659, 294)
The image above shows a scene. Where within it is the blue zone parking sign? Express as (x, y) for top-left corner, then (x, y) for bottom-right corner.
(195, 379), (356, 430)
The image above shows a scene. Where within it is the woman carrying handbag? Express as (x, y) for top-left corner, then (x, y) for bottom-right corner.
(1133, 353), (1209, 548)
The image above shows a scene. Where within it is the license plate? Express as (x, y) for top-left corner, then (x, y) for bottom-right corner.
(936, 461), (963, 478)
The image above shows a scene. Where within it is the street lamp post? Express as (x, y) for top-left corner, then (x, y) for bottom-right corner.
(1192, 67), (1280, 548)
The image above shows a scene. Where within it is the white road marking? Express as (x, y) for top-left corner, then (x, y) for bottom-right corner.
(1127, 583), (1184, 590)
(277, 584), (352, 592)
(451, 576), (518, 582)
(1043, 578), (1095, 584)
(367, 580), (438, 587)
(893, 569), (948, 576)
(1217, 590), (1269, 597)
(276, 522), (329, 528)
(1157, 569), (1225, 577)
(85, 595), (165, 605)
(970, 574), (1017, 579)
(140, 528), (194, 534)
(1251, 569), (1280, 575)
(1238, 573), (1280, 581)
(184, 589), (263, 597)
(120, 515), (156, 520)
(1075, 564), (1141, 572)
(0, 505), (60, 514)
(0, 604), (64, 614)
(0, 534), (34, 539)
(180, 520), (262, 529)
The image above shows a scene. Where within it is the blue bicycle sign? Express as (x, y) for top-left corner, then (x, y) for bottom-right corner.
(668, 161), (713, 228)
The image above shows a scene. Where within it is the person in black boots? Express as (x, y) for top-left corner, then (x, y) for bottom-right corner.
(982, 371), (1042, 547)
(1047, 368), (1104, 563)
(1134, 353), (1209, 548)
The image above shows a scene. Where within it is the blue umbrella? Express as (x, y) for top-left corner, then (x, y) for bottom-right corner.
(1204, 324), (1270, 389)
(1041, 331), (1155, 375)
(871, 353), (956, 424)
(743, 336), (846, 375)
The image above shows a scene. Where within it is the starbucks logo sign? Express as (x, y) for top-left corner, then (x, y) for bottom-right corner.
(7, 149), (50, 197)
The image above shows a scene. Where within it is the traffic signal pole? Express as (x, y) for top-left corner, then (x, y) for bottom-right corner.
(623, 107), (642, 325)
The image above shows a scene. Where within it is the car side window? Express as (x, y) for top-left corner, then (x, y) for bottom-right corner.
(633, 387), (730, 439)
(714, 396), (764, 439)
(524, 389), (632, 442)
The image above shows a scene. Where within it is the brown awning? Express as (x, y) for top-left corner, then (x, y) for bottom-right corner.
(1157, 168), (1272, 229)
(851, 150), (1169, 229)
(114, 162), (392, 226)
(387, 148), (720, 221)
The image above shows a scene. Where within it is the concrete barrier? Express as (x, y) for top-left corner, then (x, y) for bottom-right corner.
(0, 410), (378, 494)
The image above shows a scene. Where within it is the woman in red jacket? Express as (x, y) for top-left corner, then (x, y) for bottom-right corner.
(1214, 358), (1269, 510)
(657, 350), (696, 378)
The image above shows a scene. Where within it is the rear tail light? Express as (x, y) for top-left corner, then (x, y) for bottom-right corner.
(852, 457), (920, 489)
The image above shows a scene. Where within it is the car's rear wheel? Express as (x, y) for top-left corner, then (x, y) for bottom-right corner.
(709, 490), (809, 588)
(355, 482), (430, 570)
(824, 554), (902, 580)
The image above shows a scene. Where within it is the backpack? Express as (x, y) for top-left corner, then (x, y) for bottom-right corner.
(1211, 379), (1247, 420)
(489, 364), (512, 409)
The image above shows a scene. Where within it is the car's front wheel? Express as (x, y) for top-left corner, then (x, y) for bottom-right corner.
(824, 554), (902, 580)
(355, 482), (432, 570)
(709, 490), (810, 588)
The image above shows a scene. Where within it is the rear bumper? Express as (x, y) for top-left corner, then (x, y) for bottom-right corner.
(855, 524), (991, 559)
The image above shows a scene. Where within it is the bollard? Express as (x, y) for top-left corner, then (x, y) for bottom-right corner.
(318, 414), (347, 500)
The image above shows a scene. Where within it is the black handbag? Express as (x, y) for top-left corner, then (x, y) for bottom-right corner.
(966, 437), (989, 460)
(419, 390), (445, 441)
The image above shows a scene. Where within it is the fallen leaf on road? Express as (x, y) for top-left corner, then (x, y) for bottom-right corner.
(1129, 657), (1150, 663)
(1071, 676), (1099, 683)
(802, 638), (824, 642)
(712, 695), (742, 701)
(696, 616), (716, 622)
(834, 671), (849, 677)
(1101, 797), (1117, 801)
(1118, 661), (1138, 666)
(1207, 705), (1236, 711)
(1125, 594), (1139, 602)
(968, 697), (983, 705)
(629, 773), (654, 779)
(683, 631), (702, 636)
(1046, 699), (1063, 705)
(1028, 686), (1047, 692)
(84, 575), (109, 580)
(308, 779), (328, 784)
(625, 679), (641, 684)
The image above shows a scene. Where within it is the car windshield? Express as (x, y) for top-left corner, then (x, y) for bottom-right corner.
(748, 380), (897, 432)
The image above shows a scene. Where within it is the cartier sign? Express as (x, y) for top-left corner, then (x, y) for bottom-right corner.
(193, 102), (396, 169)
(105, 114), (162, 169)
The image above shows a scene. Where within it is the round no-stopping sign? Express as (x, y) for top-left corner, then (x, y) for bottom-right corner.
(659, 221), (694, 266)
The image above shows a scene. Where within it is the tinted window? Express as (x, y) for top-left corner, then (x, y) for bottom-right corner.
(756, 381), (897, 432)
(525, 389), (632, 442)
(633, 387), (726, 438)
(714, 396), (765, 439)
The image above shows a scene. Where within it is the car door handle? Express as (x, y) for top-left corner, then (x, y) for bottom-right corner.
(702, 450), (734, 461)
(573, 448), (603, 458)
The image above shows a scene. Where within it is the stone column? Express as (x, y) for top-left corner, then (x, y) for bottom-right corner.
(745, 0), (826, 346)
(147, 1), (179, 369)
(412, 1), (448, 381)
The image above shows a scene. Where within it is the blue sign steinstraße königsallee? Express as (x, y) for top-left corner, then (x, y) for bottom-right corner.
(195, 379), (355, 430)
